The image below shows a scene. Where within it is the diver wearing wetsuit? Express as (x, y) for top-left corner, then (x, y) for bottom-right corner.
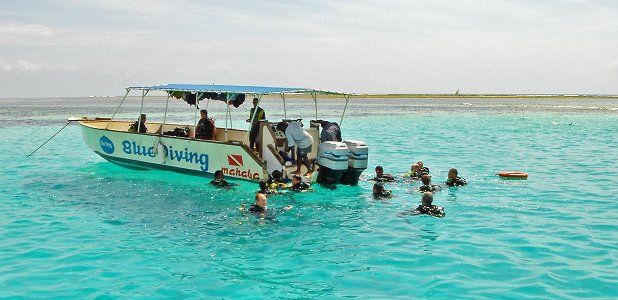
(404, 163), (428, 179)
(414, 204), (445, 217)
(210, 170), (235, 188)
(413, 192), (445, 217)
(373, 165), (396, 182)
(257, 181), (278, 195)
(290, 175), (312, 192)
(195, 109), (216, 140)
(242, 193), (292, 221)
(445, 168), (467, 187)
(373, 182), (392, 198)
(418, 175), (440, 192)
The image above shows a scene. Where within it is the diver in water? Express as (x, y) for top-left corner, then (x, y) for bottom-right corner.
(240, 193), (292, 220)
(372, 182), (392, 198)
(269, 169), (289, 189)
(404, 163), (427, 179)
(401, 192), (444, 218)
(445, 168), (467, 187)
(373, 165), (396, 182)
(289, 174), (312, 192)
(257, 180), (278, 195)
(418, 175), (440, 192)
(210, 170), (237, 188)
(417, 161), (430, 174)
(415, 192), (445, 217)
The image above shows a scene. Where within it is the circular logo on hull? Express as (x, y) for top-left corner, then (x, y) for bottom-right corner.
(99, 136), (114, 154)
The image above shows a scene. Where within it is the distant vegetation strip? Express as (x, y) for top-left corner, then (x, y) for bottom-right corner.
(350, 94), (618, 99)
(275, 93), (618, 99)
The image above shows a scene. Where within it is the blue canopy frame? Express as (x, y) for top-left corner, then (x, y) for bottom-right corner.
(127, 83), (343, 96)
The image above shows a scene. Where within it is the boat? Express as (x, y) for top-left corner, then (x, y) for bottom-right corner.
(72, 84), (368, 184)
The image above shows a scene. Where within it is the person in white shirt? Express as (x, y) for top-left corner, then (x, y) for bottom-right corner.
(276, 121), (314, 176)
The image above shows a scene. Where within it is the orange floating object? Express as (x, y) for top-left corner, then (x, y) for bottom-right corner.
(497, 171), (528, 179)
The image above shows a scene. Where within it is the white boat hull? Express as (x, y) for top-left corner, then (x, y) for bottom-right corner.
(78, 120), (267, 181)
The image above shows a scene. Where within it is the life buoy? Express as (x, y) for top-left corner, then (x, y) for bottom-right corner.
(497, 171), (528, 179)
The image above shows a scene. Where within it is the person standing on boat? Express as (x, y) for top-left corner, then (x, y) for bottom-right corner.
(130, 114), (148, 133)
(314, 120), (342, 143)
(276, 121), (314, 176)
(195, 109), (216, 140)
(246, 97), (266, 151)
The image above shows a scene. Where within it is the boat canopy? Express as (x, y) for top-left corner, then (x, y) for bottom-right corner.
(127, 84), (345, 96)
(108, 83), (353, 139)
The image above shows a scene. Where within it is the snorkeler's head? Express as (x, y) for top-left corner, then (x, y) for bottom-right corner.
(276, 122), (288, 132)
(255, 193), (267, 209)
(292, 174), (302, 184)
(412, 164), (420, 172)
(271, 170), (282, 180)
(259, 180), (268, 190)
(375, 165), (384, 176)
(448, 168), (458, 179)
(373, 182), (385, 194)
(417, 161), (424, 168)
(421, 175), (431, 185)
(422, 192), (433, 206)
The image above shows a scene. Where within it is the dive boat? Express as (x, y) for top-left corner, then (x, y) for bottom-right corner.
(73, 84), (368, 184)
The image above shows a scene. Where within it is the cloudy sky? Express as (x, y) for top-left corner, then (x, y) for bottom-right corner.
(1, 0), (617, 97)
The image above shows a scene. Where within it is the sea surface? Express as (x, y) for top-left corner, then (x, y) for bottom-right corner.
(1, 96), (617, 299)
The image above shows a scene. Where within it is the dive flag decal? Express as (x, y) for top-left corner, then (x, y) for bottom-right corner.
(227, 154), (244, 166)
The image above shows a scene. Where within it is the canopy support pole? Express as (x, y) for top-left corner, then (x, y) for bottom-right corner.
(244, 94), (263, 143)
(105, 89), (130, 129)
(224, 94), (231, 141)
(339, 94), (350, 126)
(137, 89), (148, 133)
(160, 94), (171, 134)
(194, 92), (202, 127)
(311, 92), (318, 120)
(281, 93), (287, 119)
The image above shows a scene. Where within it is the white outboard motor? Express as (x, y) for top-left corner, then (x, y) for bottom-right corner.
(340, 140), (368, 185)
(316, 141), (350, 184)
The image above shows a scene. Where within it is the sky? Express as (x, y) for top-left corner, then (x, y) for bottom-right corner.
(1, 0), (617, 98)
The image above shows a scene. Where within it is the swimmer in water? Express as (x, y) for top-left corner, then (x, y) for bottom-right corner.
(401, 192), (444, 217)
(240, 193), (293, 220)
(210, 170), (238, 188)
(404, 163), (426, 179)
(289, 174), (312, 192)
(417, 161), (430, 174)
(418, 175), (440, 192)
(373, 165), (396, 182)
(445, 168), (467, 187)
(257, 180), (278, 195)
(269, 169), (289, 190)
(372, 182), (392, 198)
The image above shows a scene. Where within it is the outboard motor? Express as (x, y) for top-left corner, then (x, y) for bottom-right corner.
(340, 140), (368, 185)
(316, 141), (350, 184)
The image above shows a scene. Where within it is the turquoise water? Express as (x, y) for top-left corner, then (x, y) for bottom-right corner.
(1, 97), (617, 299)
